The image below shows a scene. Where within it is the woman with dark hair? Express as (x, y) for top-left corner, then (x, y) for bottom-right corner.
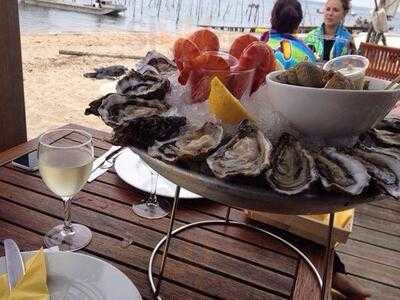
(304, 0), (356, 61)
(260, 0), (316, 70)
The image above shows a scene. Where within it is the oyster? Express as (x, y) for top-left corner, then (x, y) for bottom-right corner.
(314, 147), (370, 195)
(206, 120), (272, 179)
(361, 128), (400, 148)
(324, 72), (355, 90)
(86, 93), (169, 128)
(266, 133), (318, 195)
(84, 65), (128, 79)
(375, 116), (400, 133)
(116, 69), (170, 100)
(277, 62), (329, 88)
(353, 145), (400, 198)
(148, 122), (224, 162)
(137, 50), (177, 74)
(112, 116), (187, 148)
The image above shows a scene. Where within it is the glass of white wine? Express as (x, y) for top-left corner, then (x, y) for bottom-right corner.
(38, 129), (94, 251)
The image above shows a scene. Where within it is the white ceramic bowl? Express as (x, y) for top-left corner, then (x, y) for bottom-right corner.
(265, 70), (400, 141)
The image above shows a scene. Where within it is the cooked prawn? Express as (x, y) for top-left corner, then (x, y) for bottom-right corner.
(188, 29), (220, 52)
(237, 41), (276, 93)
(185, 53), (230, 102)
(229, 34), (258, 60)
(173, 38), (201, 72)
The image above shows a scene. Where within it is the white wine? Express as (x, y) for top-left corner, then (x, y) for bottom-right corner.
(39, 148), (93, 198)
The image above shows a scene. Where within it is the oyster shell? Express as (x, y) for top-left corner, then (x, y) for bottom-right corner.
(148, 122), (224, 162)
(353, 145), (400, 198)
(84, 65), (128, 79)
(375, 116), (400, 133)
(116, 69), (170, 100)
(112, 116), (187, 148)
(137, 50), (177, 74)
(84, 93), (169, 128)
(361, 128), (400, 148)
(266, 133), (318, 195)
(314, 147), (370, 195)
(277, 62), (329, 88)
(324, 72), (355, 90)
(206, 120), (272, 179)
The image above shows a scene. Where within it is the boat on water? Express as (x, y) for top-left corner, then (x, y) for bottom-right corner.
(24, 0), (127, 16)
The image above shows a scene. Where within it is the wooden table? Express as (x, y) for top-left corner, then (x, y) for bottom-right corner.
(0, 124), (329, 299)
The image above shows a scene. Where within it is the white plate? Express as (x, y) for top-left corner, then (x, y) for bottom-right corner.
(0, 251), (141, 300)
(114, 149), (202, 199)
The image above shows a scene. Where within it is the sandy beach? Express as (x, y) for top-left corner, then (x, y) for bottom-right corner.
(21, 30), (242, 138)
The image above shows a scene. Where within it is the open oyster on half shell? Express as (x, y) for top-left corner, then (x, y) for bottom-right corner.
(148, 122), (224, 163)
(266, 133), (318, 195)
(314, 147), (370, 195)
(375, 116), (400, 133)
(352, 145), (400, 198)
(361, 128), (400, 148)
(207, 120), (272, 179)
(84, 93), (169, 128)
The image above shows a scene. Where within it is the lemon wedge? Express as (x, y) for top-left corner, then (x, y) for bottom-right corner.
(208, 77), (251, 124)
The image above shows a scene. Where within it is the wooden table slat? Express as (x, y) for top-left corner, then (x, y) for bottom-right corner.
(0, 124), (337, 299)
(0, 166), (299, 273)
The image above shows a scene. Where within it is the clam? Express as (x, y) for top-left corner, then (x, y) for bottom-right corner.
(314, 147), (370, 195)
(324, 72), (355, 90)
(277, 62), (329, 88)
(84, 93), (169, 128)
(353, 145), (400, 198)
(266, 133), (318, 195)
(116, 69), (170, 100)
(206, 120), (272, 179)
(112, 116), (187, 148)
(148, 122), (224, 163)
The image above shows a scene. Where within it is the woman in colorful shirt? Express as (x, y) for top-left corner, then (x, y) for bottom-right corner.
(260, 0), (316, 70)
(304, 0), (356, 61)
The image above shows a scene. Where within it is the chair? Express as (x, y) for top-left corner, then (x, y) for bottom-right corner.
(359, 42), (400, 81)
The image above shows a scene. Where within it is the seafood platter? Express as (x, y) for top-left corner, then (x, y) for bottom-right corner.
(85, 29), (400, 215)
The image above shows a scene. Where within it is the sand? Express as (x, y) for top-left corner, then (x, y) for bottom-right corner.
(20, 30), (242, 138)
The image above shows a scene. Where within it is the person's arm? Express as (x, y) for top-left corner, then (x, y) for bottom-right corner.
(348, 36), (357, 55)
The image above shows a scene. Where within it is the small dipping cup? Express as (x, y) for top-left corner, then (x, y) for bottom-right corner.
(323, 55), (370, 89)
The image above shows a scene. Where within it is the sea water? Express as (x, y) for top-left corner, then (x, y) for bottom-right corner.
(18, 0), (400, 34)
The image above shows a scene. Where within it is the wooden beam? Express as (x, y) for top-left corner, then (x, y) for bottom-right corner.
(0, 1), (27, 151)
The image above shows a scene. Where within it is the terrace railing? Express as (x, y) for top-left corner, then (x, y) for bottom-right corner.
(360, 42), (400, 81)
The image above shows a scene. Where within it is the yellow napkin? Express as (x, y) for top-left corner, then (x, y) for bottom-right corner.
(305, 209), (354, 229)
(0, 248), (49, 300)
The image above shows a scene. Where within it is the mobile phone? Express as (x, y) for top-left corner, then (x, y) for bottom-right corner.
(11, 151), (39, 171)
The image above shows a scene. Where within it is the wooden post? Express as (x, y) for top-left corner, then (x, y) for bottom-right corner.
(0, 1), (27, 151)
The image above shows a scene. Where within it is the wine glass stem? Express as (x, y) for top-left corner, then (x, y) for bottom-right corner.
(148, 173), (159, 206)
(62, 197), (73, 233)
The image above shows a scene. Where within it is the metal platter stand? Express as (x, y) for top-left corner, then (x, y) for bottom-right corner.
(132, 148), (383, 300)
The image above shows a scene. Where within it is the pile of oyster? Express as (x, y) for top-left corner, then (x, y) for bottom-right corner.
(85, 51), (400, 200)
(145, 117), (400, 199)
(85, 51), (190, 147)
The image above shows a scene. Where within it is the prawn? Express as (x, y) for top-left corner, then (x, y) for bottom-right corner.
(189, 29), (220, 52)
(185, 53), (230, 102)
(229, 34), (258, 60)
(236, 41), (276, 93)
(173, 38), (201, 72)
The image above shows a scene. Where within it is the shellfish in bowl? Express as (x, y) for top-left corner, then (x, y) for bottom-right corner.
(266, 67), (400, 143)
